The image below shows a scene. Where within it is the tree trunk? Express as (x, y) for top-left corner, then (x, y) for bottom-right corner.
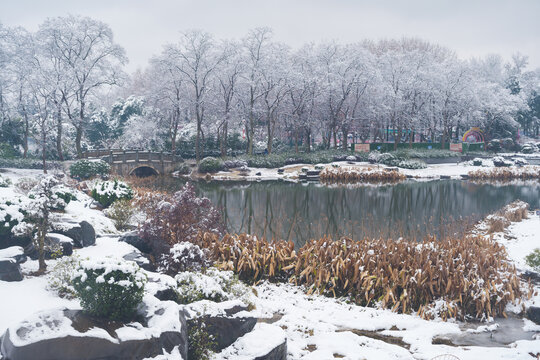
(23, 111), (29, 158)
(394, 126), (402, 151)
(56, 105), (64, 161)
(37, 225), (46, 273)
(42, 124), (47, 174)
(342, 126), (348, 151)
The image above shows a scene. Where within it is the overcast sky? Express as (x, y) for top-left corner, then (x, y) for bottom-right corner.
(1, 0), (539, 72)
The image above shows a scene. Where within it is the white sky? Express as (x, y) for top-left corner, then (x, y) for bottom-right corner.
(1, 0), (539, 73)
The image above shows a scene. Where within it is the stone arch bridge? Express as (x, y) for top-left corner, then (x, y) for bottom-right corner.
(81, 149), (178, 176)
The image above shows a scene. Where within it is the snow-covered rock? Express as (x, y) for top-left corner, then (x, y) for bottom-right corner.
(50, 220), (95, 248)
(187, 302), (257, 352)
(0, 300), (188, 360)
(0, 246), (25, 282)
(214, 323), (287, 360)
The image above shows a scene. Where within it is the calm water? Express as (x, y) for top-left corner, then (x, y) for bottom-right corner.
(151, 178), (540, 247)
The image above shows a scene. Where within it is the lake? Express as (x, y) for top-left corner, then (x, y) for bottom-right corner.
(149, 178), (540, 247)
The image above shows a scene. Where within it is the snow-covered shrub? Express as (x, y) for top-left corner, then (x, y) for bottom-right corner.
(72, 258), (147, 320)
(198, 157), (224, 173)
(175, 162), (191, 175)
(492, 156), (513, 167)
(525, 249), (540, 272)
(521, 143), (538, 154)
(175, 268), (252, 304)
(314, 165), (324, 170)
(0, 158), (62, 170)
(0, 175), (11, 187)
(395, 159), (427, 169)
(15, 177), (39, 193)
(47, 255), (81, 299)
(224, 159), (248, 169)
(158, 242), (211, 275)
(69, 159), (110, 179)
(48, 183), (77, 211)
(104, 199), (135, 230)
(91, 179), (134, 207)
(301, 167), (309, 173)
(513, 158), (528, 167)
(0, 198), (26, 243)
(377, 153), (395, 164)
(140, 183), (225, 256)
(368, 151), (381, 163)
(487, 139), (502, 152)
(345, 155), (356, 162)
(472, 158), (484, 166)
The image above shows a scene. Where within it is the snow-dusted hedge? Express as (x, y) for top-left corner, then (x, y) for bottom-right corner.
(0, 157), (62, 170)
(492, 156), (513, 167)
(69, 159), (110, 179)
(91, 180), (133, 207)
(198, 157), (224, 173)
(0, 174), (11, 187)
(72, 258), (147, 320)
(176, 268), (252, 304)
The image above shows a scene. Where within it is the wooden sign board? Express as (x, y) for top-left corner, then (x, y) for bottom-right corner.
(449, 143), (462, 152)
(354, 143), (370, 153)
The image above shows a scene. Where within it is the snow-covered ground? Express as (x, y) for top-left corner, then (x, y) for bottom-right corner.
(1, 168), (540, 359)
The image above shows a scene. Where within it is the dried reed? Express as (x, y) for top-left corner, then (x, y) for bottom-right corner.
(468, 167), (540, 181)
(319, 168), (406, 184)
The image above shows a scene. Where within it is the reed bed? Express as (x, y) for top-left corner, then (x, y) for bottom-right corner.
(468, 166), (540, 181)
(197, 229), (525, 320)
(293, 235), (522, 320)
(198, 232), (297, 283)
(320, 167), (406, 184)
(484, 200), (528, 234)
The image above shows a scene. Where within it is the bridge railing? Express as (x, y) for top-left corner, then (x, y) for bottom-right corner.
(82, 149), (176, 164)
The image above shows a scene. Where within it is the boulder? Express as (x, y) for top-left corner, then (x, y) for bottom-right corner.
(122, 251), (154, 272)
(26, 234), (73, 260)
(0, 305), (188, 360)
(527, 306), (540, 325)
(188, 311), (257, 351)
(51, 220), (95, 248)
(119, 231), (152, 254)
(0, 258), (23, 282)
(0, 246), (26, 264)
(215, 323), (287, 360)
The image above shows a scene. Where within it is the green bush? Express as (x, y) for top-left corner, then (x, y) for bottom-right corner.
(525, 249), (540, 272)
(0, 142), (18, 159)
(72, 258), (147, 320)
(47, 255), (81, 299)
(91, 180), (133, 207)
(198, 157), (224, 173)
(104, 199), (135, 230)
(188, 318), (216, 360)
(69, 159), (110, 179)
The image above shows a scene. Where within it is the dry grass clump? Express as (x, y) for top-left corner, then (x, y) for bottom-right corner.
(320, 168), (405, 184)
(293, 235), (522, 320)
(485, 200), (528, 234)
(468, 167), (540, 181)
(198, 232), (297, 283)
